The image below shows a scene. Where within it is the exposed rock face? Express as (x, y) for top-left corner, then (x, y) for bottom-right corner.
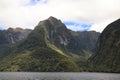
(36, 16), (100, 55)
(89, 19), (120, 72)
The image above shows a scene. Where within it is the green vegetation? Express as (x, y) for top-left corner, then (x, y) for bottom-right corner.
(0, 16), (101, 72)
(0, 47), (80, 72)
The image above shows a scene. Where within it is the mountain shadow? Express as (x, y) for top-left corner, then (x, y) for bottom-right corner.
(89, 19), (120, 72)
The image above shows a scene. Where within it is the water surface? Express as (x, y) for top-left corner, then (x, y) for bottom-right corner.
(0, 72), (119, 80)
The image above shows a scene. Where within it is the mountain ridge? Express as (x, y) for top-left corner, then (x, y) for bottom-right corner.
(0, 16), (100, 71)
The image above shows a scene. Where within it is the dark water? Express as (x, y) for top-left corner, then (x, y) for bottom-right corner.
(0, 72), (119, 80)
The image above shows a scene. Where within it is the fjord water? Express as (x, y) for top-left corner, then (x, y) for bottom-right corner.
(0, 72), (119, 80)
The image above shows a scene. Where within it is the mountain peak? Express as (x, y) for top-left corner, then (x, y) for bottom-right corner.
(7, 27), (23, 32)
(48, 16), (58, 20)
(38, 16), (59, 25)
(47, 16), (61, 24)
(37, 16), (66, 31)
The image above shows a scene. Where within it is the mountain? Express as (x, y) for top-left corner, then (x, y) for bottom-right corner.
(0, 28), (32, 58)
(0, 16), (100, 72)
(35, 16), (99, 56)
(0, 27), (31, 44)
(89, 19), (120, 72)
(69, 30), (100, 54)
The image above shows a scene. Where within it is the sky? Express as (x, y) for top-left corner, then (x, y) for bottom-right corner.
(0, 0), (120, 32)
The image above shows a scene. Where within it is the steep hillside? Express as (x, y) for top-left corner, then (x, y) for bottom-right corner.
(18, 16), (100, 62)
(89, 19), (120, 72)
(36, 16), (100, 56)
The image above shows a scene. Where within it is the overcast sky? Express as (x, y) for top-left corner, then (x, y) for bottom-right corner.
(0, 0), (120, 32)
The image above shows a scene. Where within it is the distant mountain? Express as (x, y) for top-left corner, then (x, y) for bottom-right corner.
(0, 27), (31, 44)
(69, 30), (100, 55)
(89, 19), (120, 72)
(0, 16), (100, 72)
(0, 28), (31, 58)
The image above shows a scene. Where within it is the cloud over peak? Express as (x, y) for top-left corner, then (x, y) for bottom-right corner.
(0, 0), (120, 32)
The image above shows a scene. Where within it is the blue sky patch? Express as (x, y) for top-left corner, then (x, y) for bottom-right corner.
(29, 0), (47, 5)
(0, 26), (5, 30)
(64, 21), (92, 31)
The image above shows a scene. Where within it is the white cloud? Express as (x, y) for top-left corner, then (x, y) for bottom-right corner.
(89, 18), (119, 32)
(0, 0), (120, 32)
